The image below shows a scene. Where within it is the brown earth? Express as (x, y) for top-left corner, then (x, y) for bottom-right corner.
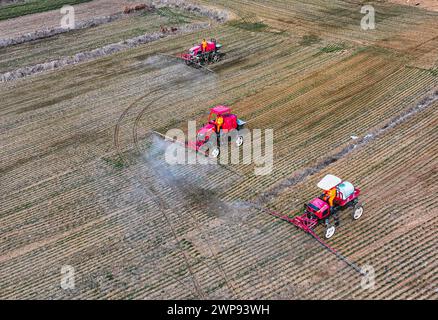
(0, 0), (142, 39)
(386, 0), (438, 12)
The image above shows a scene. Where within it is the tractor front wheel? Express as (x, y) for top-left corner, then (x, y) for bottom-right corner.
(210, 147), (220, 158)
(352, 204), (364, 220)
(325, 225), (336, 239)
(235, 136), (243, 147)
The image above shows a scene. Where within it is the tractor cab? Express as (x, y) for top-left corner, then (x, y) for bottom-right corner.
(194, 106), (231, 144)
(304, 175), (343, 218)
(207, 106), (238, 133)
(202, 40), (218, 53)
(317, 174), (358, 206)
(188, 40), (217, 57)
(208, 105), (230, 122)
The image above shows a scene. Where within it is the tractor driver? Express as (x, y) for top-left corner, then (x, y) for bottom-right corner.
(323, 187), (337, 212)
(323, 187), (339, 226)
(201, 39), (208, 52)
(215, 115), (224, 134)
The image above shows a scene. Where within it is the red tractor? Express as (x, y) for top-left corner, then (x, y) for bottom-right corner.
(291, 175), (364, 239)
(188, 105), (246, 157)
(181, 39), (224, 68)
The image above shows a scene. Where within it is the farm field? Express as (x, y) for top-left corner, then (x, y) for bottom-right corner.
(388, 0), (438, 12)
(0, 0), (92, 21)
(0, 0), (137, 38)
(0, 7), (208, 73)
(0, 0), (437, 299)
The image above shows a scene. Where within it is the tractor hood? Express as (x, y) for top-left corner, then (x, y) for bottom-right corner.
(189, 45), (201, 55)
(307, 198), (329, 215)
(197, 123), (215, 136)
(188, 123), (216, 149)
(186, 123), (215, 152)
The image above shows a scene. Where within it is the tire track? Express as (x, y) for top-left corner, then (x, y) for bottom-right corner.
(114, 89), (204, 298)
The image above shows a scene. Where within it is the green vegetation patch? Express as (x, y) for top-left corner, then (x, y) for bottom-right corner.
(299, 34), (321, 46)
(12, 202), (32, 213)
(405, 65), (438, 77)
(320, 43), (347, 53)
(429, 68), (438, 77)
(0, 0), (92, 21)
(228, 20), (268, 32)
(103, 156), (125, 170)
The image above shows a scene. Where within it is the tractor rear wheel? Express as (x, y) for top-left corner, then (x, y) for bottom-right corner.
(325, 225), (336, 239)
(352, 204), (364, 220)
